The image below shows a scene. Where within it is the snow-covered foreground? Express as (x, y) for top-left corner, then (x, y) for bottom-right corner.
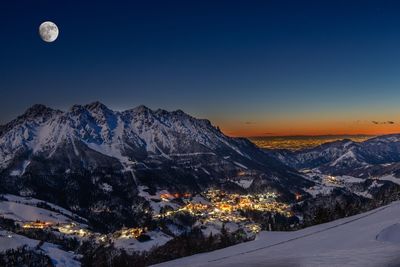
(0, 194), (87, 227)
(0, 230), (80, 267)
(153, 201), (400, 267)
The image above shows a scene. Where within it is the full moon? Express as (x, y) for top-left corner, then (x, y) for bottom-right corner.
(39, 21), (59, 42)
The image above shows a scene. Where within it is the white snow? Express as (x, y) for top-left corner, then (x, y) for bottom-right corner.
(337, 175), (365, 184)
(376, 223), (400, 245)
(0, 103), (253, 176)
(41, 242), (81, 267)
(71, 138), (80, 156)
(153, 201), (400, 267)
(354, 190), (373, 199)
(9, 170), (21, 176)
(0, 230), (80, 267)
(303, 172), (382, 199)
(1, 194), (87, 225)
(233, 161), (248, 170)
(377, 175), (400, 185)
(100, 183), (113, 193)
(0, 230), (37, 250)
(304, 185), (334, 197)
(217, 137), (246, 157)
(113, 231), (172, 252)
(168, 152), (216, 157)
(9, 160), (30, 176)
(0, 201), (72, 224)
(201, 168), (210, 175)
(232, 179), (253, 189)
(329, 149), (363, 167)
(137, 187), (180, 214)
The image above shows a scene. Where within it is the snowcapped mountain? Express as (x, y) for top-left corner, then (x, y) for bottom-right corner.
(0, 102), (230, 167)
(2, 104), (400, 266)
(0, 102), (312, 231)
(0, 102), (295, 169)
(270, 135), (400, 177)
(266, 136), (400, 216)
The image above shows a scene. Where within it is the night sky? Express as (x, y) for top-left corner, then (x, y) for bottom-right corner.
(2, 0), (400, 136)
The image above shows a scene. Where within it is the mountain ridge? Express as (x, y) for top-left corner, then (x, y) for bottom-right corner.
(270, 134), (400, 177)
(0, 102), (312, 231)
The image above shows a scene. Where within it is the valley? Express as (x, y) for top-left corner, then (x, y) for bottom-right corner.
(0, 103), (399, 266)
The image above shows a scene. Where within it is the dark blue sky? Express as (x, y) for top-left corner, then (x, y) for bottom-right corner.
(2, 0), (400, 136)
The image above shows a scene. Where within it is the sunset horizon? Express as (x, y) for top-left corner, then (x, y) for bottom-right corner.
(2, 1), (400, 266)
(3, 101), (399, 139)
(3, 1), (400, 141)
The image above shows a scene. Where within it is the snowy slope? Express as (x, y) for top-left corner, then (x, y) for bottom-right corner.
(0, 102), (312, 214)
(0, 230), (80, 267)
(0, 102), (247, 170)
(0, 194), (87, 226)
(113, 231), (173, 252)
(153, 201), (400, 267)
(0, 201), (72, 223)
(273, 134), (400, 178)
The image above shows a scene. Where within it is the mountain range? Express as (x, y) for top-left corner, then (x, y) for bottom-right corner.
(270, 135), (400, 178)
(0, 102), (311, 231)
(1, 102), (400, 266)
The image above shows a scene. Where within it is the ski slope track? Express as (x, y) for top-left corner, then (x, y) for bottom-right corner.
(154, 201), (400, 267)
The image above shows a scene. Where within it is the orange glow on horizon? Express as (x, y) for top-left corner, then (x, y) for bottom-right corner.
(216, 121), (400, 137)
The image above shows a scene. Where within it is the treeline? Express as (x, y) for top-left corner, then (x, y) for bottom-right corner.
(0, 245), (54, 267)
(295, 188), (372, 226)
(80, 226), (249, 267)
(240, 209), (300, 231)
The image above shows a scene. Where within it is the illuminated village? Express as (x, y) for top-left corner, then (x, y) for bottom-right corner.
(14, 189), (294, 246)
(22, 221), (90, 237)
(115, 227), (146, 239)
(154, 189), (293, 233)
(21, 220), (149, 241)
(324, 175), (341, 185)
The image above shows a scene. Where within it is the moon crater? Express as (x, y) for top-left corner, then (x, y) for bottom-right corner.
(39, 21), (59, 43)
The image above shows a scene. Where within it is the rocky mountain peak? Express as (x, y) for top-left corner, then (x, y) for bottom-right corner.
(84, 101), (111, 113)
(131, 105), (152, 114)
(22, 104), (58, 119)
